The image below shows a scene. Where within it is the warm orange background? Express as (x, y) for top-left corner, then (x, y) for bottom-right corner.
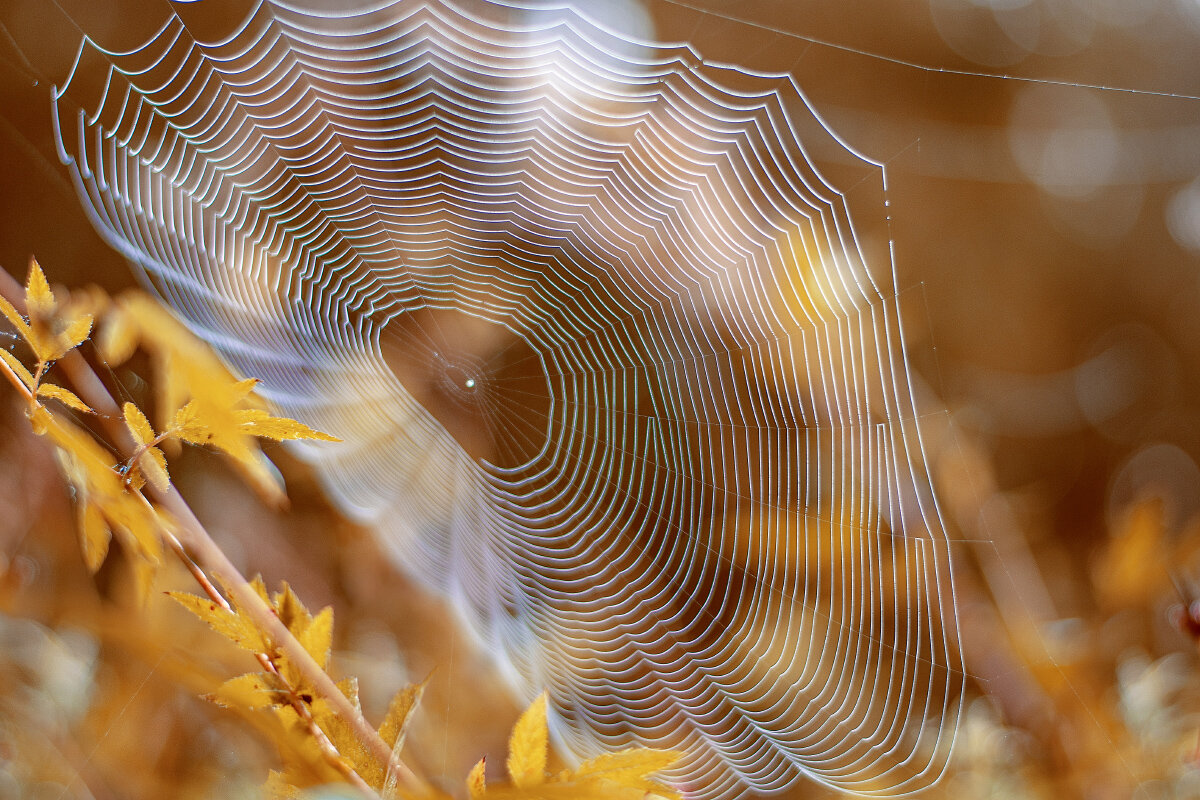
(2, 1), (1200, 797)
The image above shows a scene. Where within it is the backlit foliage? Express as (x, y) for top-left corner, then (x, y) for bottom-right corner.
(0, 260), (679, 800)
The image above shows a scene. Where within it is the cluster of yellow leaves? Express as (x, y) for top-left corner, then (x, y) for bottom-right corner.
(169, 579), (429, 798)
(0, 263), (159, 587)
(467, 694), (681, 800)
(170, 579), (682, 800)
(0, 260), (93, 425)
(97, 290), (338, 506)
(0, 260), (339, 587)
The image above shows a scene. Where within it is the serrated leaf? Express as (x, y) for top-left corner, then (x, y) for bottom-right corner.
(210, 673), (280, 710)
(380, 679), (426, 798)
(273, 582), (311, 632)
(379, 678), (428, 753)
(123, 402), (156, 447)
(466, 758), (486, 800)
(59, 313), (93, 353)
(168, 591), (269, 652)
(21, 260), (67, 363)
(248, 574), (272, 606)
(34, 310), (93, 362)
(267, 582), (317, 688)
(23, 326), (60, 364)
(172, 401), (207, 443)
(310, 677), (378, 786)
(170, 393), (288, 506)
(0, 295), (29, 341)
(37, 383), (92, 413)
(297, 606), (334, 670)
(507, 693), (548, 788)
(0, 348), (34, 390)
(24, 259), (54, 318)
(237, 409), (341, 442)
(137, 445), (170, 493)
(575, 749), (681, 793)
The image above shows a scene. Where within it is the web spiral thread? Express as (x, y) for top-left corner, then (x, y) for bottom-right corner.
(53, 1), (964, 796)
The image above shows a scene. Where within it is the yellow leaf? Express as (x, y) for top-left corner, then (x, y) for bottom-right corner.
(311, 678), (378, 786)
(97, 305), (138, 366)
(379, 678), (428, 753)
(167, 591), (269, 653)
(46, 418), (166, 567)
(20, 260), (75, 363)
(272, 582), (312, 632)
(466, 758), (487, 799)
(171, 394), (288, 506)
(263, 582), (318, 688)
(0, 295), (30, 341)
(237, 409), (341, 442)
(58, 313), (93, 354)
(99, 292), (305, 507)
(249, 574), (272, 606)
(138, 445), (170, 493)
(380, 679), (426, 798)
(77, 502), (111, 573)
(507, 693), (549, 788)
(336, 676), (362, 709)
(49, 419), (117, 496)
(575, 749), (681, 796)
(171, 401), (207, 442)
(33, 309), (93, 362)
(24, 326), (61, 364)
(24, 259), (55, 319)
(271, 704), (345, 785)
(0, 349), (35, 390)
(37, 383), (92, 413)
(297, 606), (334, 670)
(210, 673), (281, 710)
(123, 402), (156, 447)
(231, 377), (261, 401)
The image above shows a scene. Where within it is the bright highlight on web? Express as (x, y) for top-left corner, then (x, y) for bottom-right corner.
(52, 0), (963, 796)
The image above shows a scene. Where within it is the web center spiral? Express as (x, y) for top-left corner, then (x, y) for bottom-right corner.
(380, 306), (551, 471)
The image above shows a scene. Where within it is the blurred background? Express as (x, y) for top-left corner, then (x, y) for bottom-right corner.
(3, 0), (1200, 797)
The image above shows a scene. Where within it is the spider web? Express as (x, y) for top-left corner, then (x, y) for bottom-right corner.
(50, 1), (963, 796)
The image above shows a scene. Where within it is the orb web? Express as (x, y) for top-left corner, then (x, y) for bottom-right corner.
(51, 1), (964, 796)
